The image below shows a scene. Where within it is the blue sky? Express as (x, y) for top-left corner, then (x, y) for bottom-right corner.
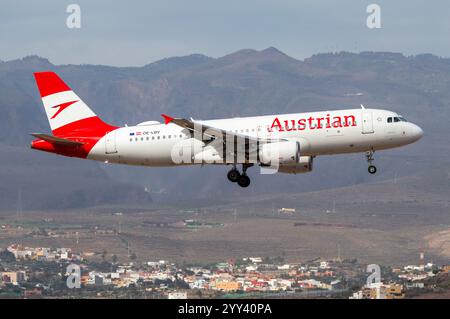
(0, 0), (449, 66)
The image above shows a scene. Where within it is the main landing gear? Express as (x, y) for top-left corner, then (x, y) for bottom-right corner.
(227, 164), (252, 188)
(366, 150), (377, 174)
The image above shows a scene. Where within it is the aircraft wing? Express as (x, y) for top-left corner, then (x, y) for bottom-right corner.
(161, 114), (284, 144)
(161, 114), (288, 163)
(30, 133), (84, 146)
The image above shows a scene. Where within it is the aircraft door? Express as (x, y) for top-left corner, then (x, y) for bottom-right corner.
(105, 131), (118, 154)
(257, 124), (267, 139)
(362, 111), (374, 134)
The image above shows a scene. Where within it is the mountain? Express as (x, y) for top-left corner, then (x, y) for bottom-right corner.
(0, 143), (152, 210)
(0, 49), (449, 209)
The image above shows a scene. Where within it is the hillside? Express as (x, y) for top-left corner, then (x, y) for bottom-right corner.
(0, 49), (449, 208)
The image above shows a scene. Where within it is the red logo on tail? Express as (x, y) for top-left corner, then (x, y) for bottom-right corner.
(51, 100), (79, 119)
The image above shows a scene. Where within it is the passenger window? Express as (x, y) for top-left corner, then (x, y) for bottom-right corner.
(129, 138), (132, 142)
(387, 117), (392, 123)
(157, 136), (160, 140)
(152, 136), (155, 140)
(146, 137), (149, 141)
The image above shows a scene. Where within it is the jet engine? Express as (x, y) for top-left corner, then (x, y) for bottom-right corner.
(259, 141), (300, 165)
(259, 141), (313, 174)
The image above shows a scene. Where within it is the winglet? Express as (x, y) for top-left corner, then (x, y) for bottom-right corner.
(360, 104), (366, 109)
(161, 114), (174, 124)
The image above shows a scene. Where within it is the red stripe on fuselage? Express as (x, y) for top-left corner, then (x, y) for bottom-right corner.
(31, 116), (119, 158)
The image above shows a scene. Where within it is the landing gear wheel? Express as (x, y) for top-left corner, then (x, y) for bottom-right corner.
(237, 175), (251, 188)
(365, 150), (377, 175)
(227, 169), (240, 183)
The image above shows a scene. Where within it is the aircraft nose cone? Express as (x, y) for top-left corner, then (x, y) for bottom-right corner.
(410, 124), (423, 141)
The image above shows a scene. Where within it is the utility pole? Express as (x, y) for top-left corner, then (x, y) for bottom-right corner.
(16, 188), (23, 223)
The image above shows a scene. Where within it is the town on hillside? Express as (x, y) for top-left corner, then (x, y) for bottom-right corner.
(1, 244), (449, 299)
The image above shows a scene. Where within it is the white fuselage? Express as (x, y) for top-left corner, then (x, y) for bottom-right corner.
(88, 108), (423, 167)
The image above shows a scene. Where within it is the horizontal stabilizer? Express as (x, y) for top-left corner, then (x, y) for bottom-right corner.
(30, 133), (84, 146)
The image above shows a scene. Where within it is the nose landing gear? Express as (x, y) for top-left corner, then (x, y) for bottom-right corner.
(227, 164), (252, 187)
(366, 150), (377, 174)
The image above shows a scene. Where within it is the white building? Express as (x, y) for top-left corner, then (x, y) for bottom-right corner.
(249, 257), (262, 263)
(168, 291), (187, 299)
(245, 265), (257, 272)
(277, 264), (290, 270)
(320, 261), (330, 269)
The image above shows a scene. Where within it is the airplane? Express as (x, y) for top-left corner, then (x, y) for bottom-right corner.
(31, 71), (423, 188)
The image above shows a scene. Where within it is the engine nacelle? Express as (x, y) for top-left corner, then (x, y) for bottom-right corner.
(259, 141), (300, 165)
(259, 141), (313, 174)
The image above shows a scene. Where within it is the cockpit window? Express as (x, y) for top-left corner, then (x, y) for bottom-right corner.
(388, 116), (407, 123)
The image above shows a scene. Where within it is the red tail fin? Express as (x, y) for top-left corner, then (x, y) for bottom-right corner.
(32, 72), (119, 158)
(33, 71), (117, 138)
